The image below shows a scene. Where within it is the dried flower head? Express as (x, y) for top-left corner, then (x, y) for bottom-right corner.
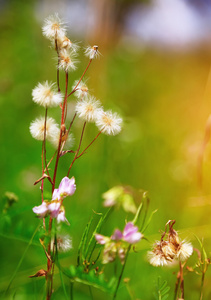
(73, 80), (89, 99)
(59, 49), (77, 72)
(75, 96), (102, 122)
(30, 117), (59, 141)
(148, 220), (193, 267)
(96, 110), (122, 135)
(84, 45), (100, 59)
(32, 81), (63, 108)
(42, 14), (66, 40)
(56, 36), (79, 52)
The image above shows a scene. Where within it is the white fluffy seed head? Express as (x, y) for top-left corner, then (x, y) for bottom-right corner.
(42, 14), (66, 40)
(56, 36), (79, 53)
(30, 117), (59, 141)
(59, 49), (77, 72)
(177, 242), (193, 261)
(84, 45), (101, 59)
(148, 250), (170, 267)
(73, 80), (89, 99)
(96, 109), (122, 135)
(75, 96), (102, 122)
(32, 81), (63, 108)
(51, 235), (72, 252)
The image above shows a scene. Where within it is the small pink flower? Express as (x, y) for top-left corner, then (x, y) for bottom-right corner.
(48, 201), (61, 218)
(52, 176), (76, 200)
(95, 234), (110, 245)
(122, 222), (142, 244)
(111, 229), (123, 241)
(56, 207), (69, 224)
(32, 202), (49, 218)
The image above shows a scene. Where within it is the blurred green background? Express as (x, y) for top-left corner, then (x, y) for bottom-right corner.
(1, 0), (211, 299)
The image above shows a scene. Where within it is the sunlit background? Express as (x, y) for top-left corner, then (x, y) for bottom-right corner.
(1, 0), (211, 299)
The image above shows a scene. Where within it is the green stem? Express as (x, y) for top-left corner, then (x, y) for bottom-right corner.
(113, 245), (131, 300)
(5, 224), (40, 294)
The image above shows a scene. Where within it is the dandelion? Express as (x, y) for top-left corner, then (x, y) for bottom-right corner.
(85, 45), (100, 59)
(73, 80), (89, 99)
(75, 96), (102, 122)
(59, 49), (77, 72)
(42, 14), (66, 40)
(96, 109), (122, 135)
(176, 241), (193, 261)
(56, 36), (79, 52)
(54, 234), (72, 252)
(32, 81), (63, 108)
(30, 117), (59, 141)
(148, 243), (172, 267)
(32, 201), (49, 218)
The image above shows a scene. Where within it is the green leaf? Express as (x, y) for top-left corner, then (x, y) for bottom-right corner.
(60, 265), (116, 293)
(141, 209), (158, 233)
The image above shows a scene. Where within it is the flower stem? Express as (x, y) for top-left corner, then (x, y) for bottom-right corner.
(113, 246), (131, 300)
(67, 59), (92, 98)
(77, 130), (102, 159)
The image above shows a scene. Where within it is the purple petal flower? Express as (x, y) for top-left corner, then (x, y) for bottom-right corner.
(48, 201), (61, 218)
(52, 188), (60, 200)
(111, 229), (123, 241)
(54, 176), (76, 200)
(122, 222), (142, 244)
(56, 207), (69, 224)
(95, 234), (110, 245)
(33, 202), (49, 218)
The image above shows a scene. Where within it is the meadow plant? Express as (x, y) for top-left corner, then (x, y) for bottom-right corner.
(4, 13), (211, 300)
(26, 13), (148, 300)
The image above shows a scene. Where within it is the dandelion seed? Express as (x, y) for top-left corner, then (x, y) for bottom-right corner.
(75, 96), (102, 122)
(96, 109), (122, 135)
(30, 117), (59, 141)
(72, 80), (89, 99)
(59, 49), (77, 72)
(42, 14), (66, 40)
(32, 81), (63, 108)
(85, 45), (100, 59)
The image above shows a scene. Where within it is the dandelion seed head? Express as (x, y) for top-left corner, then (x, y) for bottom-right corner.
(56, 36), (79, 53)
(59, 49), (77, 72)
(50, 127), (74, 148)
(75, 96), (102, 122)
(96, 110), (122, 135)
(32, 81), (63, 108)
(177, 241), (193, 261)
(84, 45), (101, 59)
(73, 80), (89, 99)
(54, 235), (72, 252)
(42, 14), (66, 40)
(30, 117), (59, 141)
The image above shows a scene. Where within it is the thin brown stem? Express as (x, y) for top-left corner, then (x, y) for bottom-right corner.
(180, 261), (184, 299)
(67, 122), (87, 176)
(77, 131), (102, 159)
(67, 59), (92, 98)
